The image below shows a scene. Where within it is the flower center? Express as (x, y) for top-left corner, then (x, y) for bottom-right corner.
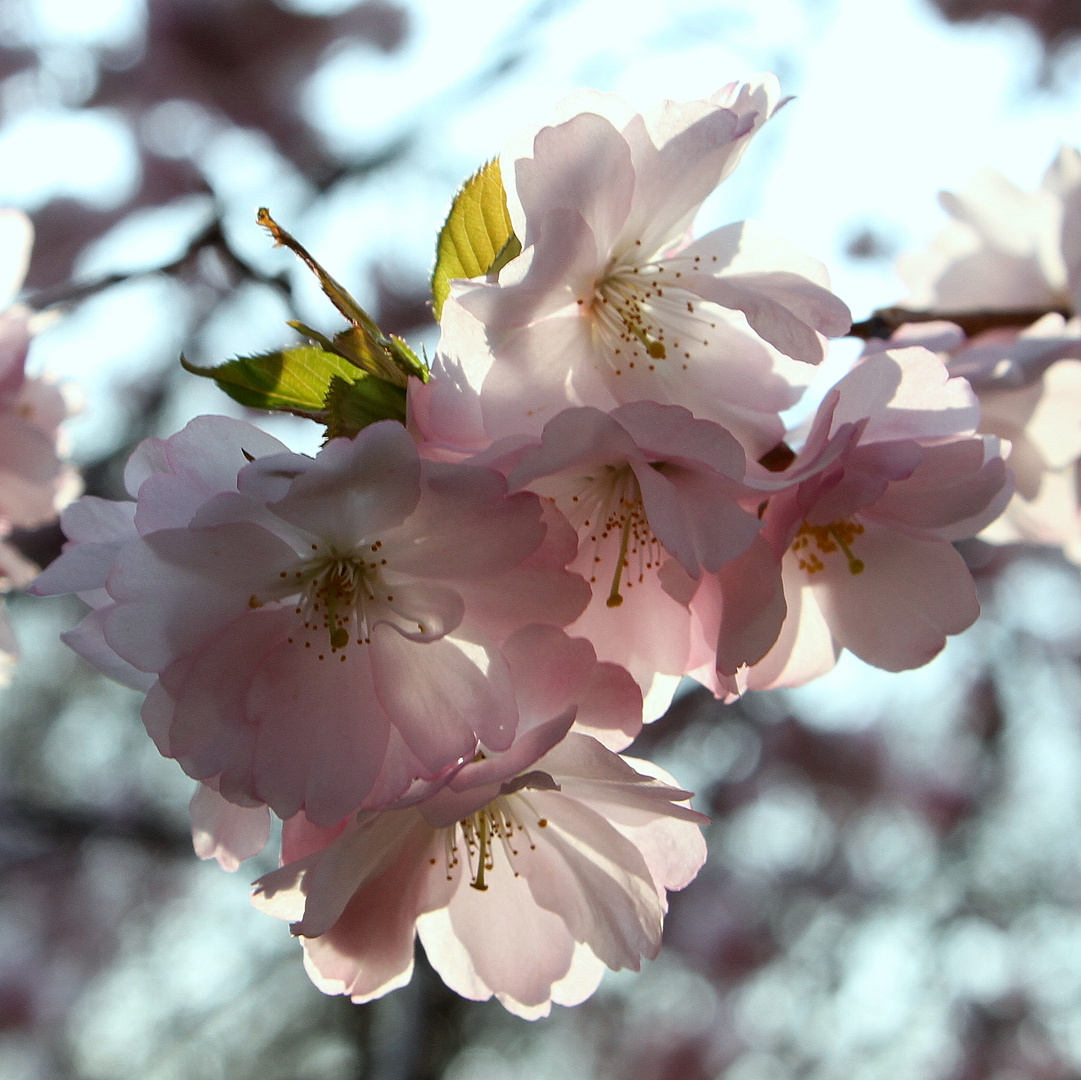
(440, 797), (546, 891)
(271, 540), (430, 661)
(791, 519), (866, 576)
(561, 464), (661, 608)
(583, 247), (721, 378)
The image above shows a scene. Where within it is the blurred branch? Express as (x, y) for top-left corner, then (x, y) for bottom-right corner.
(848, 305), (1071, 340)
(0, 795), (193, 867)
(20, 214), (295, 315)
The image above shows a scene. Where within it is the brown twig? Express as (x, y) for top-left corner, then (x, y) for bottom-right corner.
(19, 214), (294, 314)
(848, 305), (1072, 340)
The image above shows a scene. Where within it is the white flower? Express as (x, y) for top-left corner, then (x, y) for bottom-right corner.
(451, 77), (851, 455)
(253, 732), (706, 1019)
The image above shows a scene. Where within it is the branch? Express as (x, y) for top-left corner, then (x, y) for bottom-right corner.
(0, 795), (193, 865)
(20, 214), (295, 314)
(848, 305), (1071, 340)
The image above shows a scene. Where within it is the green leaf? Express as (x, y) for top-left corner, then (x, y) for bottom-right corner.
(432, 159), (520, 321)
(323, 374), (407, 440)
(288, 320), (342, 356)
(181, 346), (363, 416)
(259, 209), (429, 386)
(388, 335), (426, 380)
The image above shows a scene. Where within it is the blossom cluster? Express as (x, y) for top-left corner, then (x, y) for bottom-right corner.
(29, 75), (1079, 1019)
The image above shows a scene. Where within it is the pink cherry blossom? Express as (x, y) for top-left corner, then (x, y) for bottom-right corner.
(252, 715), (704, 1020)
(704, 346), (1012, 693)
(34, 416), (594, 825)
(0, 210), (79, 681)
(31, 414), (291, 691)
(888, 145), (1081, 565)
(900, 147), (1081, 320)
(868, 320), (1081, 563)
(449, 78), (851, 455)
(497, 401), (767, 716)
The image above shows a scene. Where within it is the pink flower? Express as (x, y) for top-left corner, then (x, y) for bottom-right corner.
(900, 147), (1081, 319)
(711, 346), (1012, 692)
(889, 150), (1081, 567)
(868, 321), (1081, 563)
(0, 209), (79, 681)
(32, 414), (291, 690)
(896, 149), (1081, 390)
(450, 78), (851, 455)
(497, 401), (766, 717)
(252, 715), (705, 1019)
(34, 416), (594, 825)
(191, 622), (642, 872)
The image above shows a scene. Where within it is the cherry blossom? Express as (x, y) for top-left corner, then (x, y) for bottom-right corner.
(33, 416), (594, 825)
(702, 346), (1012, 694)
(891, 149), (1081, 564)
(31, 414), (291, 691)
(901, 146), (1081, 322)
(866, 321), (1081, 563)
(495, 401), (766, 717)
(253, 714), (705, 1020)
(450, 78), (851, 454)
(0, 209), (79, 681)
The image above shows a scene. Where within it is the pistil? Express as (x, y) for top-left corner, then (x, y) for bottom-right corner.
(606, 511), (634, 608)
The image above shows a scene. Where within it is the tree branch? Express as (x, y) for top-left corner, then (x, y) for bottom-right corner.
(19, 214), (295, 314)
(848, 305), (1071, 340)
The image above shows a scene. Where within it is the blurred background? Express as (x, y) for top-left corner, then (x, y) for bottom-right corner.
(2, 0), (1081, 1077)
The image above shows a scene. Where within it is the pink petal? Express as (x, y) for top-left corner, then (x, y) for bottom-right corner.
(268, 421), (422, 549)
(742, 558), (838, 691)
(386, 463), (546, 580)
(433, 850), (579, 1012)
(190, 783), (271, 871)
(370, 624), (517, 766)
(833, 348), (980, 444)
(248, 636), (395, 824)
(571, 660), (643, 752)
(519, 790), (663, 971)
(611, 400), (746, 478)
(618, 105), (745, 256)
(103, 523), (298, 673)
(507, 407), (642, 492)
(30, 499), (136, 596)
(289, 812), (430, 938)
(809, 526), (979, 671)
(515, 111), (635, 258)
(159, 608), (290, 788)
(452, 565), (591, 642)
(61, 607), (155, 692)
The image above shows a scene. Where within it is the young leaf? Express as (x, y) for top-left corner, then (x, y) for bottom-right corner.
(258, 208), (371, 329)
(258, 208), (429, 386)
(181, 346), (362, 416)
(432, 159), (520, 321)
(288, 320), (342, 357)
(323, 374), (407, 440)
